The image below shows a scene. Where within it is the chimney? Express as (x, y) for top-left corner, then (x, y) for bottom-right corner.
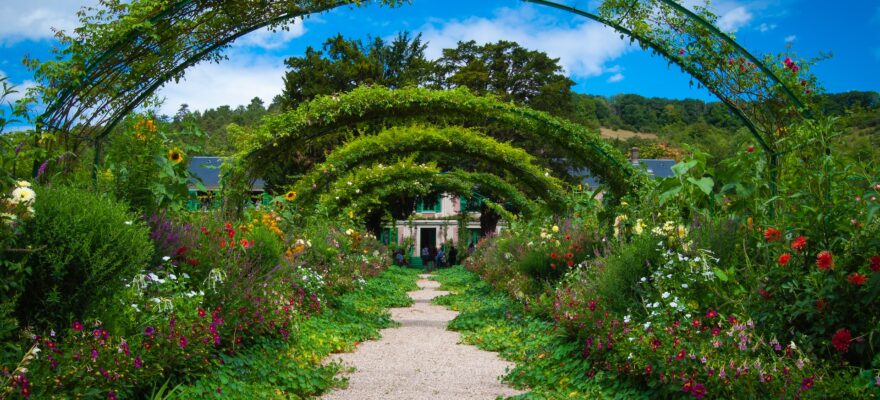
(630, 146), (639, 165)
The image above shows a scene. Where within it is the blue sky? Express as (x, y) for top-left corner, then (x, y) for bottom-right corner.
(1, 0), (878, 119)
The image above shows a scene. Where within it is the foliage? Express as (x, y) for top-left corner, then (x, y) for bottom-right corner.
(171, 266), (419, 399)
(286, 125), (569, 215)
(434, 267), (647, 399)
(247, 86), (640, 197)
(17, 185), (153, 329)
(104, 114), (206, 212)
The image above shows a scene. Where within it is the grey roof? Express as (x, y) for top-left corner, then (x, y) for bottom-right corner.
(188, 156), (265, 191)
(570, 159), (676, 187)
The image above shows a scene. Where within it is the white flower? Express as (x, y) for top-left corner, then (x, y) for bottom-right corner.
(148, 273), (160, 281)
(9, 186), (36, 205)
(681, 283), (689, 289)
(643, 321), (652, 329)
(16, 180), (31, 188)
(182, 273), (190, 279)
(623, 315), (631, 324)
(651, 302), (659, 308)
(685, 313), (692, 319)
(661, 291), (670, 299)
(162, 256), (171, 261)
(347, 181), (353, 186)
(168, 274), (177, 281)
(345, 229), (353, 235)
(124, 221), (133, 225)
(355, 189), (361, 194)
(150, 298), (161, 303)
(670, 301), (678, 308)
(640, 277), (647, 282)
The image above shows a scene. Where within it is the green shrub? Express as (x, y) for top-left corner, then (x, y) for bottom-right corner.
(18, 186), (154, 328)
(595, 234), (661, 315)
(246, 225), (285, 273)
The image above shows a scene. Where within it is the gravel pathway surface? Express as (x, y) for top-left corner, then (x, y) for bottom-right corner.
(321, 273), (524, 400)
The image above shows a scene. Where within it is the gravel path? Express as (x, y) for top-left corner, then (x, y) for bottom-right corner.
(321, 274), (524, 400)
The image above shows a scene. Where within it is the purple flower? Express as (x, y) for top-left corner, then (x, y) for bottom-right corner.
(90, 349), (99, 361)
(144, 326), (155, 337)
(14, 141), (24, 156)
(108, 391), (117, 400)
(800, 377), (814, 391)
(36, 159), (48, 180)
(133, 356), (143, 369)
(178, 336), (188, 348)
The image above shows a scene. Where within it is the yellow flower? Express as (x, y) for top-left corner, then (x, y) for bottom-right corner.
(285, 191), (297, 201)
(551, 225), (559, 233)
(167, 148), (184, 164)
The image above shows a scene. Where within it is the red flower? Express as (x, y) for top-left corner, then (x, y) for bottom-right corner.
(240, 239), (251, 248)
(645, 365), (653, 374)
(763, 227), (782, 242)
(566, 252), (573, 259)
(870, 256), (880, 272)
(174, 246), (188, 257)
(676, 349), (686, 360)
(848, 273), (867, 285)
(224, 223), (232, 230)
(682, 380), (693, 393)
(550, 252), (557, 259)
(778, 253), (791, 266)
(706, 309), (718, 319)
(831, 328), (851, 353)
(179, 336), (189, 349)
(678, 49), (686, 55)
(186, 258), (200, 267)
(227, 229), (235, 239)
(692, 383), (707, 398)
(816, 251), (833, 270)
(550, 263), (556, 269)
(791, 236), (807, 251)
(567, 260), (574, 268)
(200, 226), (208, 235)
(747, 145), (754, 153)
(198, 308), (206, 318)
(72, 321), (84, 332)
(816, 298), (827, 312)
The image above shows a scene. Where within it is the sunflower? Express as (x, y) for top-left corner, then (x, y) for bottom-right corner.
(167, 148), (184, 164)
(284, 191), (297, 201)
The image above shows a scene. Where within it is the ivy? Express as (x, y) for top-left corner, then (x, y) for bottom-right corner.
(287, 125), (568, 213)
(246, 86), (641, 197)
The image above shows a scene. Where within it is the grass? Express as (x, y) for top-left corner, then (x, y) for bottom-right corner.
(432, 266), (647, 400)
(170, 266), (420, 399)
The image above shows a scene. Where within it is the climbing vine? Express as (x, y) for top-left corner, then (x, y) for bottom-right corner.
(287, 125), (568, 213)
(245, 86), (640, 196)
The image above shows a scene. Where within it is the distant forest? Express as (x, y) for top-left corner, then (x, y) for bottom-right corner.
(164, 33), (880, 164)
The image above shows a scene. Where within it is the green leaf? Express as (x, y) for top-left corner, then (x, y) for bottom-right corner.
(658, 186), (682, 205)
(671, 160), (698, 177)
(713, 268), (729, 282)
(687, 177), (714, 195)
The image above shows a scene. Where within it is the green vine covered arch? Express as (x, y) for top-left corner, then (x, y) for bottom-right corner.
(246, 85), (639, 196)
(288, 125), (568, 212)
(313, 160), (541, 217)
(28, 0), (816, 193)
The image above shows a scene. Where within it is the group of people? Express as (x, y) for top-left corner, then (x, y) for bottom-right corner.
(420, 245), (457, 272)
(391, 243), (477, 271)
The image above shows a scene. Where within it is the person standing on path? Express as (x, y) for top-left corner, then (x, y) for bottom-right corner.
(448, 245), (457, 266)
(421, 246), (430, 270)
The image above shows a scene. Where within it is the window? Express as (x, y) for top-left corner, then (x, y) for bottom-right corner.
(416, 194), (442, 213)
(460, 195), (482, 212)
(380, 227), (397, 245)
(466, 228), (481, 247)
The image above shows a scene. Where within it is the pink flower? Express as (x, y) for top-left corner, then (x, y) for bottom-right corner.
(179, 336), (188, 348)
(72, 322), (84, 332)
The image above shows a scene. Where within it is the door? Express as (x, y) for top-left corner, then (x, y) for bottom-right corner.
(420, 227), (437, 256)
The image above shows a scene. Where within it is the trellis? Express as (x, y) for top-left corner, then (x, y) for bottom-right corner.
(32, 0), (812, 192)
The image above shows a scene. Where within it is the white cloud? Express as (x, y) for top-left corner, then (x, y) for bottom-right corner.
(233, 18), (307, 50)
(0, 0), (96, 44)
(607, 73), (624, 83)
(420, 6), (628, 78)
(757, 23), (777, 32)
(155, 52), (287, 115)
(0, 70), (36, 102)
(784, 35), (797, 43)
(716, 6), (753, 32)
